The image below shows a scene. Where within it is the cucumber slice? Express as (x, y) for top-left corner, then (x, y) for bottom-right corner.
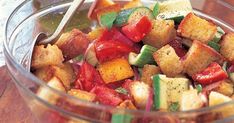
(100, 12), (118, 29)
(128, 45), (157, 67)
(114, 7), (154, 27)
(210, 27), (225, 43)
(84, 42), (98, 66)
(217, 26), (225, 34)
(156, 0), (193, 24)
(230, 73), (234, 82)
(207, 41), (221, 52)
(111, 114), (132, 123)
(153, 74), (189, 110)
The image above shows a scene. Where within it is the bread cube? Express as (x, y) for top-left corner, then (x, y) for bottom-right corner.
(220, 33), (234, 62)
(129, 81), (150, 109)
(143, 19), (176, 49)
(97, 58), (134, 83)
(178, 13), (217, 44)
(37, 77), (66, 104)
(214, 79), (233, 96)
(55, 29), (90, 60)
(31, 44), (64, 69)
(123, 0), (143, 9)
(34, 63), (75, 90)
(117, 100), (137, 110)
(68, 89), (96, 102)
(183, 40), (223, 76)
(141, 64), (161, 86)
(153, 45), (183, 77)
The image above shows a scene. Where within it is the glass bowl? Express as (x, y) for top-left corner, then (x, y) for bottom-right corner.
(4, 0), (234, 122)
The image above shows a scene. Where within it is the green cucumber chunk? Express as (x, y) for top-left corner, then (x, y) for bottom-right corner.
(115, 87), (128, 95)
(210, 26), (225, 43)
(165, 15), (184, 24)
(196, 84), (202, 93)
(168, 102), (179, 112)
(100, 12), (118, 29)
(128, 45), (157, 67)
(153, 2), (160, 17)
(207, 41), (221, 52)
(111, 114), (132, 123)
(114, 7), (154, 27)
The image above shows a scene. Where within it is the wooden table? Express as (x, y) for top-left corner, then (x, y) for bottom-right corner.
(0, 0), (233, 123)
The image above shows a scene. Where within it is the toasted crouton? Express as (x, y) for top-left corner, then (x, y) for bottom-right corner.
(31, 44), (64, 69)
(143, 19), (176, 49)
(97, 58), (134, 83)
(123, 0), (143, 10)
(117, 100), (137, 110)
(34, 63), (75, 90)
(37, 77), (66, 104)
(214, 79), (233, 96)
(178, 13), (217, 44)
(68, 89), (96, 102)
(220, 33), (234, 62)
(183, 40), (223, 76)
(153, 45), (183, 77)
(141, 64), (161, 86)
(55, 29), (90, 60)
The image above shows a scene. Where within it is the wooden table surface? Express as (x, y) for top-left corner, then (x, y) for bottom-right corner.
(0, 0), (233, 123)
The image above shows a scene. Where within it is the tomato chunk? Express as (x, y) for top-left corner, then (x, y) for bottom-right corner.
(95, 40), (134, 63)
(192, 62), (228, 85)
(75, 62), (104, 91)
(91, 85), (123, 106)
(121, 16), (152, 42)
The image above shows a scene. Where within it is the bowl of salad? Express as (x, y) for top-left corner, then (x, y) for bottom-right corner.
(4, 0), (234, 122)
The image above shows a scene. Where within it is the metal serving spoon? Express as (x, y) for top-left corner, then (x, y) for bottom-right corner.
(26, 0), (85, 72)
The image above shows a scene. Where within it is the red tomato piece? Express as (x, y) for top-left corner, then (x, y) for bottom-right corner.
(169, 40), (187, 57)
(121, 16), (152, 42)
(75, 62), (104, 91)
(192, 62), (228, 85)
(91, 85), (123, 106)
(95, 40), (134, 62)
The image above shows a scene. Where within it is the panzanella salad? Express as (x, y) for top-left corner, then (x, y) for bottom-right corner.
(32, 0), (234, 113)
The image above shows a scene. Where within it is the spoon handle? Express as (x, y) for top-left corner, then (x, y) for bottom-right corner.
(39, 0), (85, 44)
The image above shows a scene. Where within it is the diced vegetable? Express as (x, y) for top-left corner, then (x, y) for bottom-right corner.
(88, 27), (105, 41)
(111, 114), (132, 123)
(178, 13), (217, 44)
(91, 85), (123, 106)
(128, 45), (157, 67)
(84, 41), (99, 66)
(75, 62), (104, 91)
(97, 58), (134, 83)
(96, 4), (121, 21)
(153, 45), (183, 77)
(114, 7), (154, 27)
(143, 19), (176, 48)
(115, 87), (128, 95)
(68, 89), (96, 101)
(141, 65), (161, 86)
(183, 40), (224, 76)
(129, 81), (150, 109)
(169, 40), (187, 57)
(153, 74), (189, 110)
(207, 41), (221, 52)
(196, 84), (203, 93)
(121, 16), (152, 42)
(95, 40), (134, 63)
(192, 62), (228, 85)
(100, 12), (118, 29)
(169, 102), (179, 112)
(180, 89), (204, 111)
(220, 33), (234, 63)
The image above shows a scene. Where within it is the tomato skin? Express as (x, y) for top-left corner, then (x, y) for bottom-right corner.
(169, 40), (187, 57)
(121, 16), (152, 42)
(91, 85), (123, 106)
(95, 40), (134, 63)
(192, 62), (228, 85)
(75, 62), (104, 91)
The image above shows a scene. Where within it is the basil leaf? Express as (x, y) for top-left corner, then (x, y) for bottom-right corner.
(153, 2), (160, 17)
(196, 84), (202, 93)
(115, 87), (128, 95)
(169, 102), (179, 112)
(100, 12), (118, 29)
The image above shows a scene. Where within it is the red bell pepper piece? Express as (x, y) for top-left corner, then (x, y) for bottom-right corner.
(192, 62), (228, 85)
(95, 40), (134, 62)
(169, 40), (187, 57)
(91, 85), (123, 106)
(75, 62), (104, 91)
(121, 16), (152, 42)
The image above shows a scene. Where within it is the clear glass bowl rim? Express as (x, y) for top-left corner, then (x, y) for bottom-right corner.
(4, 0), (234, 119)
